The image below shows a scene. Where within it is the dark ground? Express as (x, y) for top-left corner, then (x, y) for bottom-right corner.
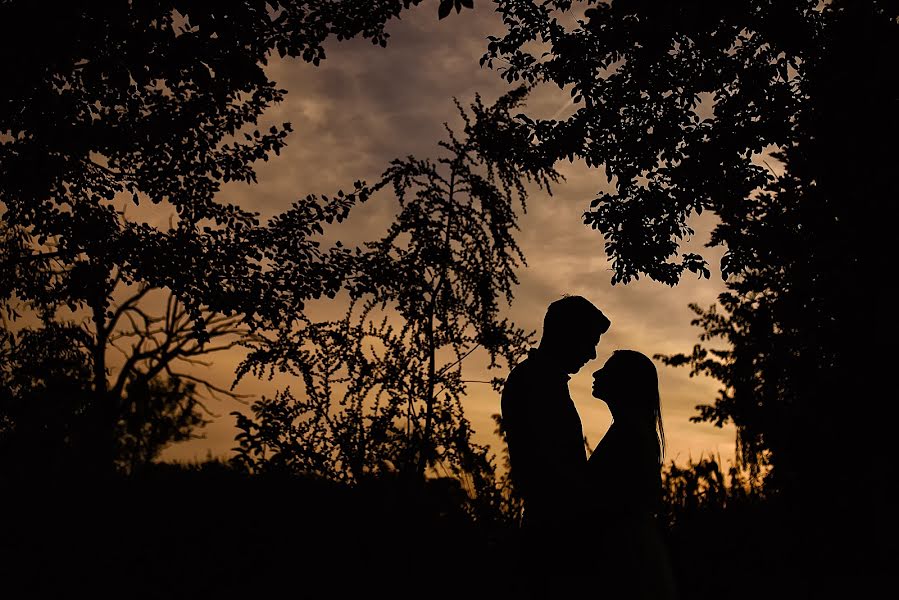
(2, 463), (866, 599)
(1, 464), (516, 599)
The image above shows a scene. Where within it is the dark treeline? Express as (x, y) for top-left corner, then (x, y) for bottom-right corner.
(1, 462), (511, 598)
(3, 1), (897, 598)
(2, 457), (782, 599)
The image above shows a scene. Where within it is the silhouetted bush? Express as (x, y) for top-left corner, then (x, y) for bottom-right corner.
(0, 460), (519, 599)
(660, 457), (805, 599)
(0, 456), (818, 599)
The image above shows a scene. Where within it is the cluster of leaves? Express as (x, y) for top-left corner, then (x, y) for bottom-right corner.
(0, 323), (94, 473)
(233, 301), (488, 481)
(115, 375), (208, 474)
(233, 90), (560, 517)
(438, 0), (476, 20)
(482, 0), (833, 285)
(487, 413), (524, 523)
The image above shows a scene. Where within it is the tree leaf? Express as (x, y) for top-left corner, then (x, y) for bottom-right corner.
(438, 0), (453, 19)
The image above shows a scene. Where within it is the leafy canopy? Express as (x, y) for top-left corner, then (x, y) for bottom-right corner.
(0, 1), (428, 332)
(482, 0), (897, 285)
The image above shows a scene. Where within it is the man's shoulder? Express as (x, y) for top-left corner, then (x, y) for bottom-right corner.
(504, 355), (542, 390)
(502, 355), (556, 416)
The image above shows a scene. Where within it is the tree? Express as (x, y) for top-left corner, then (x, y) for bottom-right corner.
(0, 199), (256, 472)
(654, 156), (819, 484)
(0, 277), (246, 475)
(482, 0), (898, 588)
(480, 0), (899, 472)
(0, 322), (213, 476)
(1, 210), (250, 473)
(115, 375), (208, 474)
(233, 89), (559, 513)
(1, 1), (443, 472)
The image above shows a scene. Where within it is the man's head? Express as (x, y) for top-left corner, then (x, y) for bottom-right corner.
(539, 295), (611, 374)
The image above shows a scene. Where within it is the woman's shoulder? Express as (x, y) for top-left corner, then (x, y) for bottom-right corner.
(588, 426), (660, 479)
(590, 423), (644, 454)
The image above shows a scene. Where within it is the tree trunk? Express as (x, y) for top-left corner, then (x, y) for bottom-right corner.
(88, 296), (115, 475)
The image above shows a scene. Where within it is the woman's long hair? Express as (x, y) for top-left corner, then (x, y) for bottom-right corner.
(611, 350), (666, 464)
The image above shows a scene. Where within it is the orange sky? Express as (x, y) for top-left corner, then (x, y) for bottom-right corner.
(159, 3), (737, 467)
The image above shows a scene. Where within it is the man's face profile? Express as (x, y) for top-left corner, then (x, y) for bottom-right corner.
(560, 330), (602, 374)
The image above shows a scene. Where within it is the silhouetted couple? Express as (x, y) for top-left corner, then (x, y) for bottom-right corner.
(502, 296), (677, 599)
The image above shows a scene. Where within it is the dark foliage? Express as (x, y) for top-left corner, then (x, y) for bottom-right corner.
(0, 1), (437, 339)
(1, 211), (247, 473)
(0, 457), (802, 600)
(483, 0), (897, 283)
(661, 457), (804, 599)
(0, 315), (217, 476)
(0, 322), (95, 474)
(0, 1), (435, 474)
(4, 1), (895, 595)
(0, 462), (516, 599)
(484, 2), (898, 591)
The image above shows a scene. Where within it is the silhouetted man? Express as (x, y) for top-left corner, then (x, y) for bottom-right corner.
(501, 295), (610, 597)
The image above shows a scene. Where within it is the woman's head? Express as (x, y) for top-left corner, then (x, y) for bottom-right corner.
(592, 350), (666, 461)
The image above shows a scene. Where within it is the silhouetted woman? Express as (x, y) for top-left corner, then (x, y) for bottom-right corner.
(587, 350), (677, 599)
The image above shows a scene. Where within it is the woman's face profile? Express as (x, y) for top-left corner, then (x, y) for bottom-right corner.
(592, 355), (622, 402)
